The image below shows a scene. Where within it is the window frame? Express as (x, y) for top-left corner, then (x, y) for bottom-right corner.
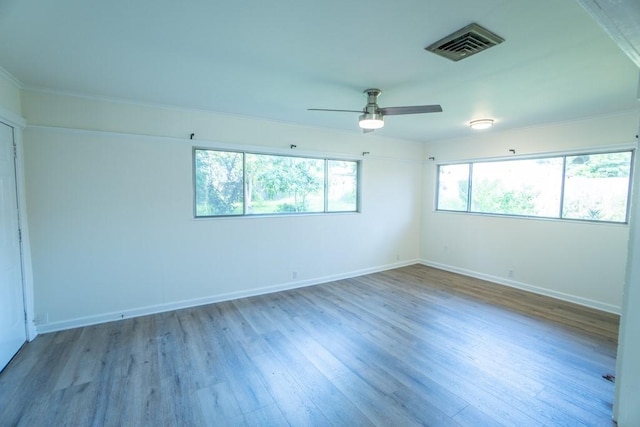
(193, 147), (361, 218)
(435, 149), (635, 224)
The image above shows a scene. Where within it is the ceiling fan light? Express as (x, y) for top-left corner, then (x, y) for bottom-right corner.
(359, 113), (384, 129)
(469, 119), (494, 130)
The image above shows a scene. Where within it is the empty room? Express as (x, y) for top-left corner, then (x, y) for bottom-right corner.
(1, 0), (639, 425)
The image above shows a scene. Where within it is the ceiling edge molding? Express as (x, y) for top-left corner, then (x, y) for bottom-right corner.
(576, 0), (640, 69)
(0, 66), (23, 88)
(0, 105), (26, 128)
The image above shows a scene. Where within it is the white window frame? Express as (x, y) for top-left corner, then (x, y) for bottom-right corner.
(193, 147), (361, 218)
(435, 149), (635, 224)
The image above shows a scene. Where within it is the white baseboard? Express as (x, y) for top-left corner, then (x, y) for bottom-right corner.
(420, 259), (621, 315)
(36, 259), (419, 334)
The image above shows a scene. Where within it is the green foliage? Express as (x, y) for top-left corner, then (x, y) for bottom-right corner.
(588, 209), (602, 220)
(454, 179), (469, 209)
(562, 152), (631, 222)
(195, 150), (357, 216)
(471, 179), (539, 215)
(566, 152), (631, 178)
(247, 155), (323, 212)
(276, 203), (298, 213)
(195, 150), (243, 216)
(327, 160), (358, 211)
(438, 151), (632, 222)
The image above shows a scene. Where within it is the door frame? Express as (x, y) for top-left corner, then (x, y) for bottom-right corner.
(1, 105), (36, 341)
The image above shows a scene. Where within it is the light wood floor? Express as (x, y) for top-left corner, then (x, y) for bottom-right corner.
(0, 265), (619, 426)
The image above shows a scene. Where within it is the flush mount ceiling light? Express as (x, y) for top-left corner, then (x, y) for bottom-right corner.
(469, 119), (494, 130)
(359, 112), (384, 130)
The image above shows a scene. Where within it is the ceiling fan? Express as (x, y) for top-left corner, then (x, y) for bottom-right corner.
(308, 88), (442, 132)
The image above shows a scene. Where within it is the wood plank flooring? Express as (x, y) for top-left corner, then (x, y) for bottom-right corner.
(0, 265), (619, 426)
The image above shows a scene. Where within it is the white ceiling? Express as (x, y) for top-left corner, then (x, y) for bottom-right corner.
(0, 0), (638, 142)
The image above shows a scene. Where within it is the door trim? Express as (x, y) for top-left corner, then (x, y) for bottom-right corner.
(0, 109), (36, 341)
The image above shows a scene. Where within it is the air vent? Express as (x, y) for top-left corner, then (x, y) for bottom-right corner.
(425, 23), (504, 61)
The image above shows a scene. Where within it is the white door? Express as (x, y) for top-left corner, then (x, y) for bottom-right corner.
(0, 121), (26, 371)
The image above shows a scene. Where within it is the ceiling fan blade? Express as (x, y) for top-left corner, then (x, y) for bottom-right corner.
(378, 105), (443, 115)
(307, 108), (364, 113)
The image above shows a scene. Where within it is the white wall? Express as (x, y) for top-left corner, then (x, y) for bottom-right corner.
(22, 91), (424, 331)
(421, 112), (639, 312)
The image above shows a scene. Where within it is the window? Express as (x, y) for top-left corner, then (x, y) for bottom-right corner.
(194, 149), (243, 216)
(437, 163), (470, 211)
(436, 150), (633, 223)
(327, 160), (359, 212)
(470, 158), (564, 217)
(563, 152), (632, 222)
(194, 148), (359, 217)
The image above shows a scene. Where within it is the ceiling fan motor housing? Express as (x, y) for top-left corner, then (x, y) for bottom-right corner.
(359, 88), (385, 129)
(364, 88), (382, 114)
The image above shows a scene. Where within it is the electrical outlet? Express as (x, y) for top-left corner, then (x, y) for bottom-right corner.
(292, 271), (298, 279)
(508, 270), (514, 278)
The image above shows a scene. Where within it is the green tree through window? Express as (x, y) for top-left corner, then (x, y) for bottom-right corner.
(194, 149), (359, 217)
(195, 150), (243, 216)
(563, 152), (632, 222)
(246, 154), (324, 214)
(436, 150), (633, 223)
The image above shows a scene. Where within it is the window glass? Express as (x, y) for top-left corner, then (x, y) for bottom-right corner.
(563, 152), (632, 222)
(327, 160), (358, 212)
(435, 150), (633, 224)
(246, 154), (324, 214)
(194, 149), (243, 216)
(194, 148), (360, 217)
(437, 164), (469, 211)
(471, 158), (563, 217)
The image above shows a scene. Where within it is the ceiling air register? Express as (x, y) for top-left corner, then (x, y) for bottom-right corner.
(426, 23), (504, 61)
